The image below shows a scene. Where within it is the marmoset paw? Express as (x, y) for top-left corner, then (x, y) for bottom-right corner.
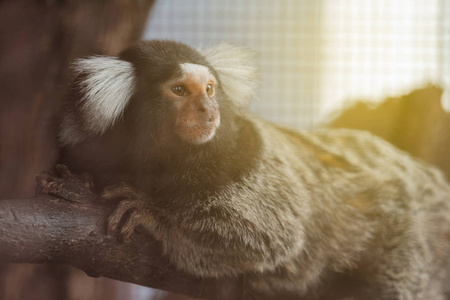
(35, 164), (95, 202)
(103, 183), (154, 241)
(101, 182), (143, 202)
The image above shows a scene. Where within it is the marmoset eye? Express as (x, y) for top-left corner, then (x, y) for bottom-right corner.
(206, 83), (214, 96)
(171, 85), (188, 96)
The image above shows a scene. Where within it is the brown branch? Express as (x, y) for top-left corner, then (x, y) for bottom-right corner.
(0, 196), (242, 299)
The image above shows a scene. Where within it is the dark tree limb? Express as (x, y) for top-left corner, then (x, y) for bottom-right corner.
(0, 167), (242, 300)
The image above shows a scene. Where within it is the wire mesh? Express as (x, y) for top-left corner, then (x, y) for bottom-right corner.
(144, 0), (449, 129)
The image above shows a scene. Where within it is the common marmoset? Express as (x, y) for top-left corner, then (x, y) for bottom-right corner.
(59, 40), (450, 299)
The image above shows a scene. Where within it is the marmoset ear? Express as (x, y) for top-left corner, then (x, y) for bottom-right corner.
(72, 56), (136, 134)
(200, 43), (258, 108)
(59, 56), (136, 146)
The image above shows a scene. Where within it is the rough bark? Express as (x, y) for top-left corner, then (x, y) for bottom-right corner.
(0, 166), (241, 300)
(0, 195), (240, 300)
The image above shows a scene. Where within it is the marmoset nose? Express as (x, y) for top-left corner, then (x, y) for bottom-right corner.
(197, 103), (206, 113)
(194, 97), (213, 114)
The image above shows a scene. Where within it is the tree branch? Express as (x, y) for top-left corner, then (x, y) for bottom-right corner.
(0, 196), (242, 299)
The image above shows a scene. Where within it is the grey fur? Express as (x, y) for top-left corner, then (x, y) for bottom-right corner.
(62, 41), (450, 299)
(101, 120), (450, 299)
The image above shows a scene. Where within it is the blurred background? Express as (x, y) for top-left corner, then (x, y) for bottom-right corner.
(145, 0), (450, 128)
(0, 0), (449, 299)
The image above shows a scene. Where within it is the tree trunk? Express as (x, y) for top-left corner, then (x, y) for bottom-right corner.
(0, 1), (154, 299)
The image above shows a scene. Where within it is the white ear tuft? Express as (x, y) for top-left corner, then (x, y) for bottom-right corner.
(200, 44), (258, 108)
(72, 56), (136, 135)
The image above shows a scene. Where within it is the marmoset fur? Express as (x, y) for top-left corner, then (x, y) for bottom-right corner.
(59, 40), (450, 300)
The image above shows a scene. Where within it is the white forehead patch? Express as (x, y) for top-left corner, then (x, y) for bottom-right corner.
(179, 63), (214, 83)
